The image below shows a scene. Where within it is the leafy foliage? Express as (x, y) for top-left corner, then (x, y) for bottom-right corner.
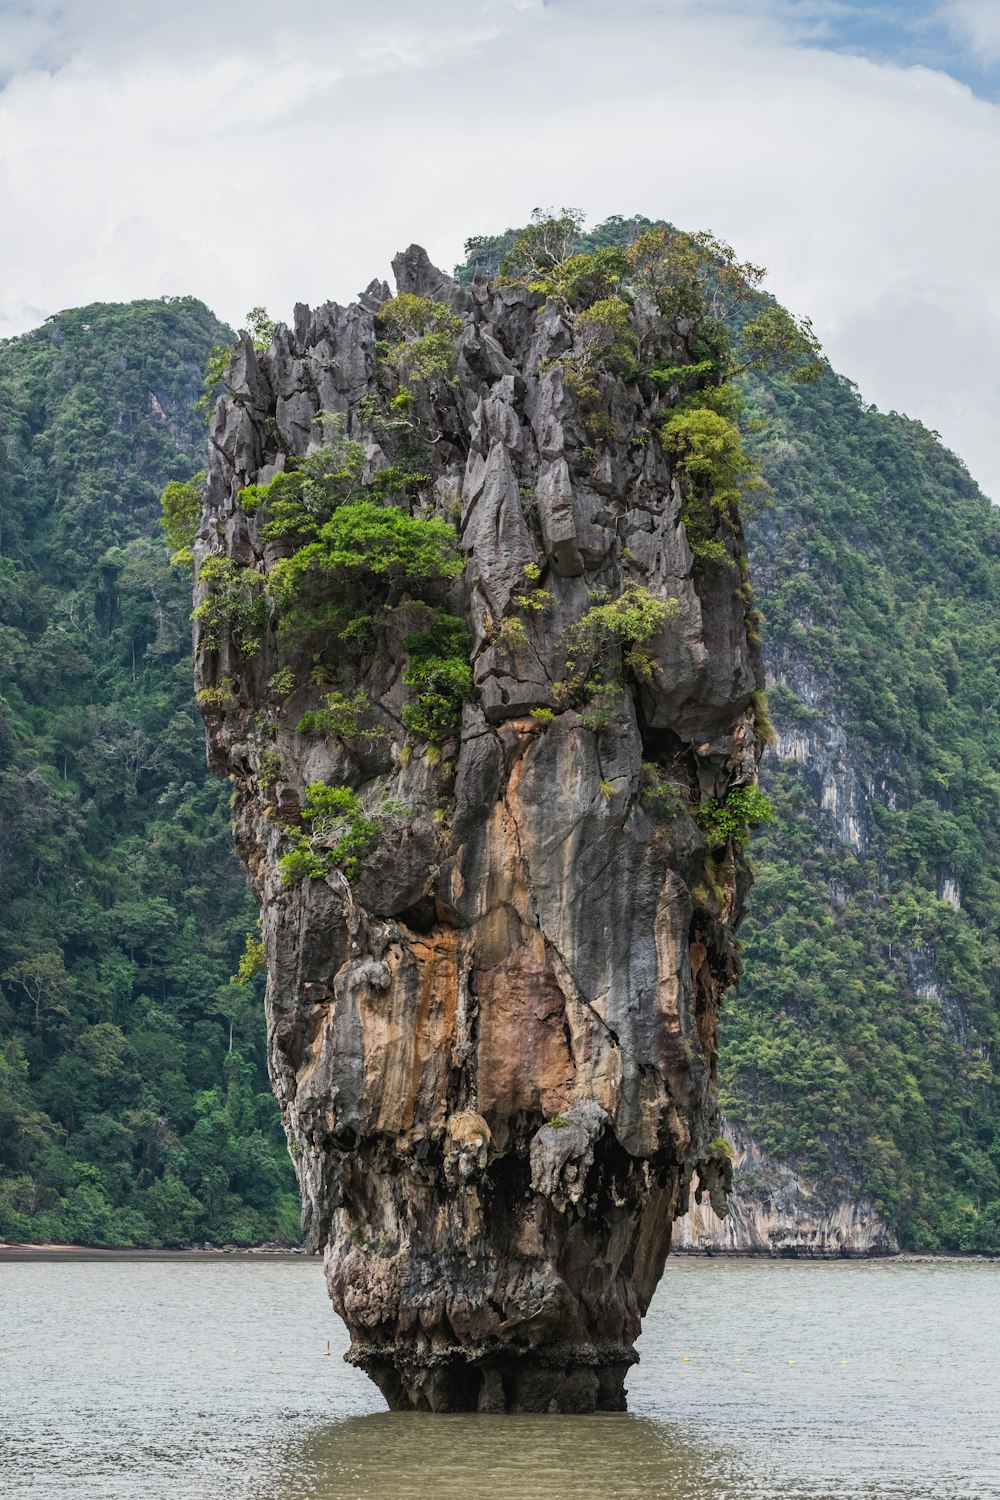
(639, 762), (685, 824)
(278, 782), (381, 887)
(557, 583), (679, 712)
(628, 227), (822, 384)
(459, 210), (664, 287)
(193, 557), (267, 657)
(0, 299), (298, 1248)
(661, 405), (761, 566)
(725, 365), (1000, 1251)
(241, 419), (367, 546)
(401, 610), (472, 744)
(297, 688), (384, 743)
(244, 306), (276, 353)
(268, 501), (463, 652)
(694, 785), (775, 849)
(484, 213), (808, 540)
(377, 294), (463, 390)
(159, 474), (203, 567)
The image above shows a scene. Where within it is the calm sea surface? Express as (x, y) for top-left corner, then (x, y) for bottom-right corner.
(0, 1255), (997, 1500)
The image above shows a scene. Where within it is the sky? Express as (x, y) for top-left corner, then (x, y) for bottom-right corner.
(1, 0), (998, 497)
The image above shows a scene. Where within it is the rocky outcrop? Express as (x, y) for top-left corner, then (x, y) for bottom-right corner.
(193, 245), (765, 1411)
(674, 1123), (899, 1256)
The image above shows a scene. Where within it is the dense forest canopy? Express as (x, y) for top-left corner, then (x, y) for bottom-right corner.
(0, 299), (299, 1246)
(1, 214), (997, 1252)
(733, 371), (1000, 1251)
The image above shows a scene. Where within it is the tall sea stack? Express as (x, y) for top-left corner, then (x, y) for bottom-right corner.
(193, 241), (765, 1411)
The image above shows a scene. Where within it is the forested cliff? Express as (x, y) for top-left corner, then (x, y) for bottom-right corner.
(0, 216), (997, 1256)
(0, 300), (298, 1246)
(728, 365), (1000, 1253)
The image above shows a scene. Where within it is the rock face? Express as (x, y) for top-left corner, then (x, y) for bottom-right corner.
(674, 1123), (900, 1257)
(193, 245), (765, 1411)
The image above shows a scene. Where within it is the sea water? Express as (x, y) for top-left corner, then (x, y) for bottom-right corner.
(0, 1255), (997, 1499)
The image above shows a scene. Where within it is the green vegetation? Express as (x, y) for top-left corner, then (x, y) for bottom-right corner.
(639, 762), (685, 824)
(297, 688), (383, 742)
(278, 782), (381, 887)
(159, 473), (203, 566)
(266, 500), (462, 656)
(401, 608), (471, 744)
(557, 583), (679, 721)
(0, 299), (299, 1248)
(240, 416), (369, 544)
(694, 785), (776, 849)
(377, 294), (463, 391)
(270, 501), (461, 608)
(498, 210), (631, 310)
(626, 226), (818, 567)
(195, 305), (276, 418)
(661, 404), (760, 566)
(458, 210), (664, 287)
(724, 363), (1000, 1253)
(235, 419), (471, 732)
(244, 306), (276, 353)
(193, 556), (267, 657)
(486, 212), (816, 547)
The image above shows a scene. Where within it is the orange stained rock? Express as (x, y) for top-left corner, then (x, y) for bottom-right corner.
(363, 928), (461, 1139)
(477, 928), (575, 1124)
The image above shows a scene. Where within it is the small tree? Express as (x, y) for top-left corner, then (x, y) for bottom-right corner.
(4, 951), (75, 1028)
(499, 207), (586, 282)
(159, 473), (204, 567)
(244, 306), (276, 353)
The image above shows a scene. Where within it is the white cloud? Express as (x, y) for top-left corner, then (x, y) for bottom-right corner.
(1, 0), (998, 497)
(944, 0), (1000, 65)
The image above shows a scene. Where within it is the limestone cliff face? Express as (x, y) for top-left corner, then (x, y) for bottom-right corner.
(193, 246), (764, 1412)
(674, 1123), (900, 1257)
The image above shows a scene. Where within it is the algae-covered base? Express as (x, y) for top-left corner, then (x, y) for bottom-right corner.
(355, 1346), (634, 1413)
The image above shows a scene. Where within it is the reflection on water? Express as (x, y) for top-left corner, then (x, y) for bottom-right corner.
(1, 1256), (998, 1500)
(265, 1411), (731, 1500)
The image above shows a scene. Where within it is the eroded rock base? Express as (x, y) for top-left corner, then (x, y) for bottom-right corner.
(356, 1350), (633, 1413)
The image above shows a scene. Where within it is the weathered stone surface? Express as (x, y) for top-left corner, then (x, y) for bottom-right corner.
(193, 246), (766, 1412)
(674, 1122), (901, 1257)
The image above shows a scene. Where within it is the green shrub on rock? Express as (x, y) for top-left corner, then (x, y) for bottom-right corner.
(159, 473), (204, 567)
(661, 405), (760, 568)
(278, 782), (381, 887)
(378, 294), (463, 390)
(194, 557), (267, 656)
(694, 784), (775, 849)
(270, 502), (462, 617)
(558, 583), (678, 709)
(401, 610), (471, 744)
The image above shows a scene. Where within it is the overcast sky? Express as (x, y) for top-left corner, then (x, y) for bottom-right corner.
(1, 0), (998, 496)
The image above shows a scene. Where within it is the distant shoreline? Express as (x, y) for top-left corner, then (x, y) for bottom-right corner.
(2, 1242), (992, 1264)
(0, 1243), (314, 1262)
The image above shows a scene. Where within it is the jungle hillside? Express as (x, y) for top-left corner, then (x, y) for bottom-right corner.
(0, 299), (300, 1247)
